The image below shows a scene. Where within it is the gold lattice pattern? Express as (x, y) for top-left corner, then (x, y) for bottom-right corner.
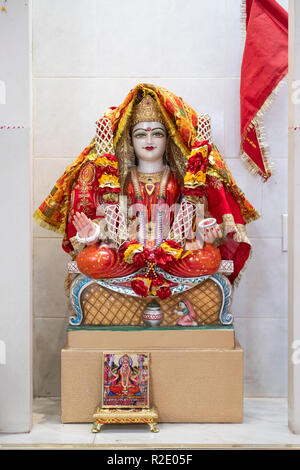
(95, 117), (114, 155)
(197, 114), (211, 143)
(168, 200), (196, 245)
(81, 279), (222, 326)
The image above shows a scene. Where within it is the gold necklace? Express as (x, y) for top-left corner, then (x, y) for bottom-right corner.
(121, 369), (130, 390)
(138, 168), (166, 196)
(137, 169), (164, 185)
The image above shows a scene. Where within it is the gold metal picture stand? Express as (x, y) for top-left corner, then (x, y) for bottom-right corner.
(92, 406), (159, 433)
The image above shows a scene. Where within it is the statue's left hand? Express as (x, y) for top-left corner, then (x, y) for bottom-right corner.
(198, 218), (222, 247)
(203, 223), (222, 244)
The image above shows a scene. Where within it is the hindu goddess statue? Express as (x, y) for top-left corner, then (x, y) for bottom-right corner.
(34, 84), (259, 317)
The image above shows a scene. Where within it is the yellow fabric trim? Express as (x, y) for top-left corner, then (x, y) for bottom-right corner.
(160, 242), (183, 260)
(181, 250), (192, 260)
(123, 243), (143, 263)
(97, 157), (118, 168)
(98, 174), (120, 187)
(32, 209), (64, 234)
(184, 170), (206, 186)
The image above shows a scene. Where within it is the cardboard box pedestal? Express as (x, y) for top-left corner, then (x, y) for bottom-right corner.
(61, 327), (243, 423)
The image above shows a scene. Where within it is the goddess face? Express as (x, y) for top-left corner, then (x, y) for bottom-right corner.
(121, 359), (130, 370)
(132, 121), (167, 164)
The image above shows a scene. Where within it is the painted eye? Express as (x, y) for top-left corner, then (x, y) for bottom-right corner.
(153, 131), (164, 137)
(134, 133), (147, 138)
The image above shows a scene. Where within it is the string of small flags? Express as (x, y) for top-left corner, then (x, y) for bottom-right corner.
(0, 125), (26, 129)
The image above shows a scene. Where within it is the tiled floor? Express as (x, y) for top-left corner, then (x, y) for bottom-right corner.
(0, 398), (300, 449)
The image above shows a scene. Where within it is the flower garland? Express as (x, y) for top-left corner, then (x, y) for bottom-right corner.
(119, 239), (183, 299)
(182, 140), (212, 198)
(96, 153), (121, 195)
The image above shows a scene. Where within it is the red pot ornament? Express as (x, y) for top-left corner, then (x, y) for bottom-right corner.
(76, 244), (137, 279)
(164, 243), (221, 277)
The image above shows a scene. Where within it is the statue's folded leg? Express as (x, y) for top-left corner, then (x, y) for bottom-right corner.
(76, 244), (137, 279)
(68, 270), (233, 327)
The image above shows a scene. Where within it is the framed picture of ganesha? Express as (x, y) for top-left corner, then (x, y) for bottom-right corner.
(102, 352), (150, 408)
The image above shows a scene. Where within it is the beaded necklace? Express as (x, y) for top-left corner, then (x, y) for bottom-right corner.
(130, 166), (169, 247)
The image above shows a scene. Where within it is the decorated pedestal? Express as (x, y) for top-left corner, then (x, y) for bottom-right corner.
(61, 257), (243, 424)
(61, 326), (243, 423)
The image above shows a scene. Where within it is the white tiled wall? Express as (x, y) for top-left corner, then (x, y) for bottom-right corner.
(32, 0), (288, 397)
(0, 1), (32, 432)
(288, 0), (300, 433)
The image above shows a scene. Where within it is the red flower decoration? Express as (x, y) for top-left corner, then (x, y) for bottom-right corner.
(97, 166), (119, 176)
(101, 153), (118, 163)
(154, 247), (173, 266)
(131, 278), (149, 297)
(132, 252), (147, 267)
(151, 274), (164, 287)
(156, 286), (172, 300)
(98, 187), (121, 195)
(187, 153), (207, 174)
(141, 248), (152, 262)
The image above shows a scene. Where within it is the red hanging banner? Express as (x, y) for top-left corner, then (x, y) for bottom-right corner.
(240, 0), (288, 180)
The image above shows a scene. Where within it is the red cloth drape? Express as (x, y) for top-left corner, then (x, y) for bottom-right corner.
(240, 0), (288, 180)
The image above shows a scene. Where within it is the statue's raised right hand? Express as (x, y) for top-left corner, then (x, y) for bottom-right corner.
(73, 211), (97, 240)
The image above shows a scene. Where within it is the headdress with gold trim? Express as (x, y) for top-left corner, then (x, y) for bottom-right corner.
(130, 95), (165, 128)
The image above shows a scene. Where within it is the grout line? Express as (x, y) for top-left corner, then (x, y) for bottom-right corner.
(33, 156), (75, 160)
(32, 76), (243, 80)
(248, 237), (285, 240)
(34, 318), (70, 320)
(233, 316), (287, 319)
(33, 236), (61, 239)
(225, 156), (288, 161)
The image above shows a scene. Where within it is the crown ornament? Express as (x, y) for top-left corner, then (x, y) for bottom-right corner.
(131, 95), (165, 128)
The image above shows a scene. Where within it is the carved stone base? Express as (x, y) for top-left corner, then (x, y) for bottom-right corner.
(92, 406), (159, 433)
